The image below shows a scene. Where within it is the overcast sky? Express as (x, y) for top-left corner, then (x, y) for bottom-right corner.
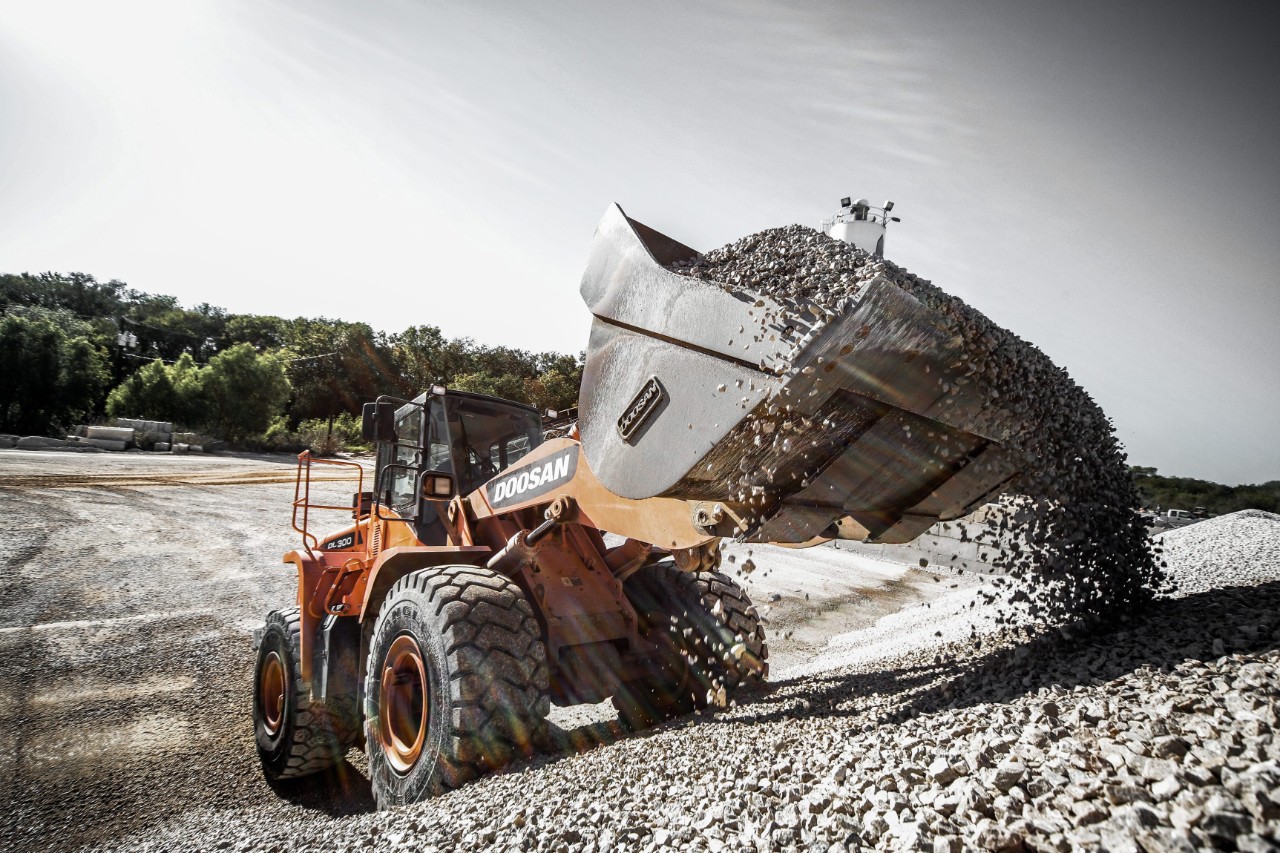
(1, 1), (1277, 484)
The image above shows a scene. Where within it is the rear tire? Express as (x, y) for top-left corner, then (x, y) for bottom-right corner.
(364, 565), (549, 809)
(253, 608), (359, 781)
(613, 563), (768, 729)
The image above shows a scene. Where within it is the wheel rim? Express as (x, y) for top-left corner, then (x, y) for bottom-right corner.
(379, 634), (428, 774)
(259, 651), (286, 736)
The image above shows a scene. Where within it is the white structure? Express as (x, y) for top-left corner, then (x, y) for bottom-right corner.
(821, 197), (899, 257)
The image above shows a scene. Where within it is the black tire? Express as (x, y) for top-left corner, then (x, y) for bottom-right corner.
(613, 563), (768, 729)
(364, 565), (549, 809)
(253, 608), (360, 781)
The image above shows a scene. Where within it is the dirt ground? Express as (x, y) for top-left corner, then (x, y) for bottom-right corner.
(0, 449), (953, 853)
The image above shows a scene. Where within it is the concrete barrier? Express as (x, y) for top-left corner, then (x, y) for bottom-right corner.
(82, 438), (128, 451)
(113, 419), (173, 449)
(87, 426), (135, 443)
(115, 418), (174, 434)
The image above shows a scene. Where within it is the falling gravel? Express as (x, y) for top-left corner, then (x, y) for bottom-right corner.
(671, 225), (1165, 628)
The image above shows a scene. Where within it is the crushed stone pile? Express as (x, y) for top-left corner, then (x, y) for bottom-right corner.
(1155, 509), (1280, 596)
(671, 226), (1164, 628)
(102, 525), (1280, 852)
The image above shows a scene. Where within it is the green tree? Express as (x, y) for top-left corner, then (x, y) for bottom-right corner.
(1131, 466), (1280, 514)
(105, 352), (205, 425)
(225, 314), (290, 350)
(201, 343), (291, 442)
(0, 310), (108, 434)
(59, 335), (111, 425)
(2, 268), (586, 440)
(531, 351), (583, 411)
(451, 370), (530, 403)
(167, 352), (205, 424)
(389, 325), (470, 395)
(106, 359), (180, 422)
(283, 319), (392, 437)
(0, 271), (127, 319)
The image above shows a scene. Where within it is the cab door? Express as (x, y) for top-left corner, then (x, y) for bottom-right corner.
(375, 398), (455, 546)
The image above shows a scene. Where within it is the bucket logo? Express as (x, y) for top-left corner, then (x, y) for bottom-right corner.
(487, 447), (578, 509)
(617, 375), (665, 442)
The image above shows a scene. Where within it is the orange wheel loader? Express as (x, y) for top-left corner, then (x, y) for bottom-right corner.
(252, 205), (1023, 808)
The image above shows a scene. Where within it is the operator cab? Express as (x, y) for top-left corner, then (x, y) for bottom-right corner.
(362, 388), (544, 534)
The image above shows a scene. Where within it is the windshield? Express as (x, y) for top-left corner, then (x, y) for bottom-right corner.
(445, 396), (544, 494)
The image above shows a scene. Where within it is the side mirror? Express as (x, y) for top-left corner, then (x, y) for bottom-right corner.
(421, 472), (454, 499)
(361, 401), (397, 442)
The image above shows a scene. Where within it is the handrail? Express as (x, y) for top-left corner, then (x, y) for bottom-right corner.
(291, 450), (366, 558)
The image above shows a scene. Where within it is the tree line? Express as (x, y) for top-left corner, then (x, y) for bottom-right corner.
(1130, 466), (1279, 515)
(0, 272), (582, 449)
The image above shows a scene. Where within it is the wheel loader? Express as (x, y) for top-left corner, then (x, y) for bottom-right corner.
(252, 204), (1023, 808)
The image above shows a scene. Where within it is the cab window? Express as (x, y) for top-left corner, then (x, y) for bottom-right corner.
(388, 406), (423, 510)
(447, 397), (543, 495)
(425, 402), (452, 476)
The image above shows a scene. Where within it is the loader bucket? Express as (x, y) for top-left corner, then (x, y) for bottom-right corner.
(578, 204), (1023, 545)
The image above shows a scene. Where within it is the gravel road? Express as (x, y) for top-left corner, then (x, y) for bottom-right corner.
(0, 450), (347, 853)
(2, 451), (1276, 851)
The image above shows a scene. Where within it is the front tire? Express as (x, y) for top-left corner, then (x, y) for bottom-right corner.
(612, 563), (768, 729)
(364, 565), (549, 809)
(253, 608), (359, 781)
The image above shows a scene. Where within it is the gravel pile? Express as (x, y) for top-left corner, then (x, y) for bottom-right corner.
(1155, 510), (1280, 596)
(671, 226), (1163, 628)
(100, 515), (1280, 852)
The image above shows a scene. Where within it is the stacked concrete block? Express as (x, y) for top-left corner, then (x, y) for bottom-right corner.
(87, 425), (134, 442)
(81, 425), (133, 451)
(171, 432), (214, 452)
(113, 418), (174, 450)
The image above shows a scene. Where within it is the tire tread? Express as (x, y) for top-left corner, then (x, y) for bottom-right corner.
(367, 565), (548, 807)
(256, 607), (358, 780)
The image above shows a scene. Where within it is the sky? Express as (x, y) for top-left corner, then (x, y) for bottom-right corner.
(1, 0), (1277, 485)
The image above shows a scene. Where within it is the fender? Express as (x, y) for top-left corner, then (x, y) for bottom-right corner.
(282, 544), (492, 699)
(358, 545), (493, 622)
